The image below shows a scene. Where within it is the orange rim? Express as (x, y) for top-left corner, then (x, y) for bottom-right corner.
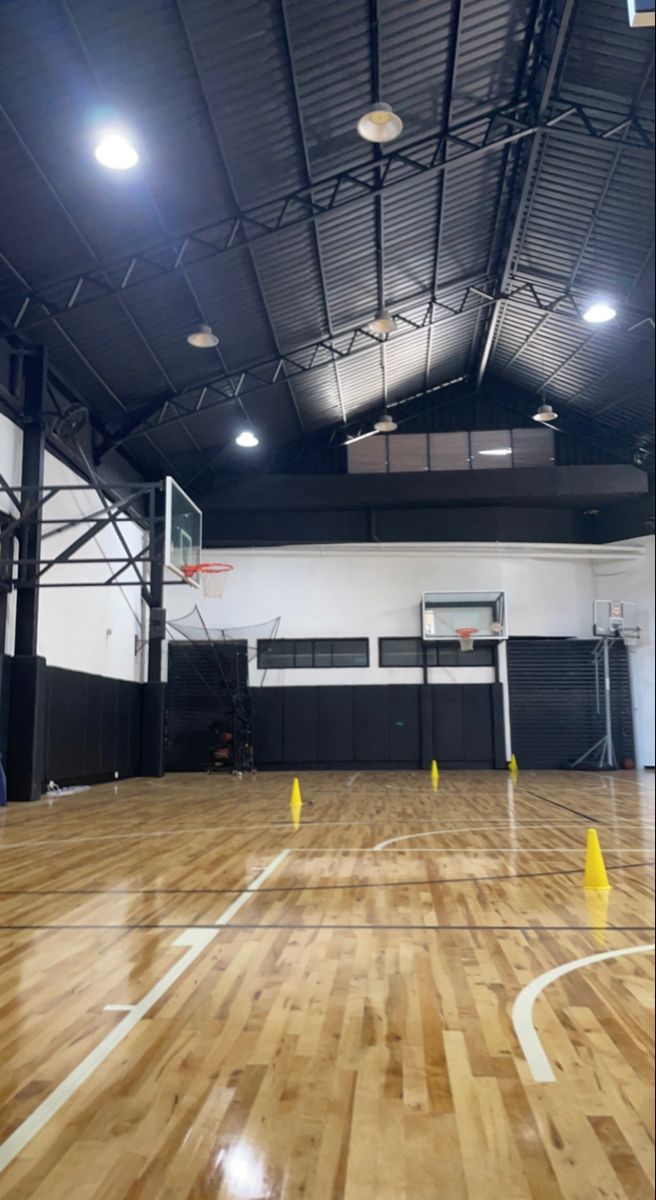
(181, 562), (233, 577)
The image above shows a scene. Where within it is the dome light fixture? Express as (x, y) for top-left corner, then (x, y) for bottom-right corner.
(235, 430), (259, 448)
(583, 300), (617, 325)
(187, 324), (219, 349)
(94, 132), (139, 170)
(369, 307), (396, 336)
(357, 102), (403, 144)
(374, 410), (398, 433)
(533, 401), (559, 423)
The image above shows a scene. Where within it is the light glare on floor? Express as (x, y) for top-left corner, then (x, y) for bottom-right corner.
(94, 133), (139, 170)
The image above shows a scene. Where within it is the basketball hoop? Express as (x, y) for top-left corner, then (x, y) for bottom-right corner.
(455, 626), (479, 652)
(181, 562), (233, 598)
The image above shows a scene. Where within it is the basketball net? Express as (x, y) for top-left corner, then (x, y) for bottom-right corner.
(455, 626), (479, 652)
(181, 562), (233, 598)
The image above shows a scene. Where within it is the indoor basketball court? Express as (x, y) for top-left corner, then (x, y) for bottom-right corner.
(0, 0), (654, 1197)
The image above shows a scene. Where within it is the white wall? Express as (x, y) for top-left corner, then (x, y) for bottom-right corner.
(165, 543), (621, 689)
(0, 411), (145, 681)
(594, 537), (655, 768)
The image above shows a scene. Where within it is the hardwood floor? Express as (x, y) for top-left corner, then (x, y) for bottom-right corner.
(0, 770), (653, 1199)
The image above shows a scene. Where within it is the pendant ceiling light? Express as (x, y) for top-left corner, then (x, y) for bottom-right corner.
(583, 300), (617, 325)
(94, 132), (139, 170)
(374, 411), (398, 433)
(357, 102), (403, 144)
(533, 401), (559, 423)
(235, 430), (259, 448)
(369, 308), (396, 336)
(187, 324), (219, 349)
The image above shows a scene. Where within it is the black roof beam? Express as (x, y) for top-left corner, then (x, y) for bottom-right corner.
(172, 0), (308, 435)
(475, 0), (578, 387)
(498, 53), (655, 386)
(2, 94), (650, 343)
(95, 275), (654, 457)
(423, 0), (464, 391)
(279, 0), (348, 426)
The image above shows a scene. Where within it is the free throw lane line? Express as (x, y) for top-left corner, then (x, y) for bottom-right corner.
(0, 849), (290, 1175)
(512, 942), (656, 1083)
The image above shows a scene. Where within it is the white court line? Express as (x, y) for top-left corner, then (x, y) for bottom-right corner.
(287, 847), (655, 854)
(103, 1004), (134, 1013)
(287, 848), (655, 854)
(374, 826), (656, 851)
(512, 943), (656, 1083)
(2, 820), (652, 859)
(0, 848), (290, 1175)
(346, 773), (360, 787)
(2, 817), (654, 852)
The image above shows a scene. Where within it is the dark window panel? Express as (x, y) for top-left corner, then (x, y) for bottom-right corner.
(257, 639), (369, 669)
(379, 638), (494, 668)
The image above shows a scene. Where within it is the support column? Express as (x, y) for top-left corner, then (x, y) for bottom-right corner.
(496, 640), (513, 766)
(141, 485), (167, 776)
(7, 350), (48, 801)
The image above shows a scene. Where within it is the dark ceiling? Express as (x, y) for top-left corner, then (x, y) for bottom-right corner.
(0, 0), (653, 489)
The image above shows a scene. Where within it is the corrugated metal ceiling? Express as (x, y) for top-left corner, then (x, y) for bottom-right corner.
(0, 0), (652, 485)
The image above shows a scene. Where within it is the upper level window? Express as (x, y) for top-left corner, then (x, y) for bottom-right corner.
(348, 428), (554, 473)
(258, 639), (369, 669)
(379, 638), (495, 668)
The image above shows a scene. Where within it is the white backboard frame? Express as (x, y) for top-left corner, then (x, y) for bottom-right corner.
(164, 476), (203, 588)
(593, 599), (641, 640)
(421, 590), (507, 642)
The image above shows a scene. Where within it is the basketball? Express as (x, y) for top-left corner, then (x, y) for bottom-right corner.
(622, 757), (636, 771)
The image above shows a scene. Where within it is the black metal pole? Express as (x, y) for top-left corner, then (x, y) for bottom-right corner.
(14, 351), (47, 656)
(7, 349), (49, 801)
(142, 485), (167, 775)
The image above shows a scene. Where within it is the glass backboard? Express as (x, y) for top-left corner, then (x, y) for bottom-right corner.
(164, 477), (202, 585)
(422, 591), (507, 641)
(593, 599), (641, 638)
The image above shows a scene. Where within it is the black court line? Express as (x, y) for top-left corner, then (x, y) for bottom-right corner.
(522, 788), (597, 822)
(0, 860), (652, 898)
(0, 923), (653, 932)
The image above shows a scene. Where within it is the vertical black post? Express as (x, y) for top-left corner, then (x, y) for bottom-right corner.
(14, 351), (47, 656)
(142, 485), (167, 776)
(419, 610), (433, 769)
(7, 350), (48, 801)
(0, 522), (10, 789)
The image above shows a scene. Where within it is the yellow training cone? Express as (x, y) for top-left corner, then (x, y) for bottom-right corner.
(431, 760), (439, 792)
(584, 886), (611, 949)
(508, 754), (519, 779)
(290, 777), (303, 831)
(584, 828), (612, 891)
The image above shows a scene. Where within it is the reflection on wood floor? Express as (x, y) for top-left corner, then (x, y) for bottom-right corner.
(0, 769), (654, 1199)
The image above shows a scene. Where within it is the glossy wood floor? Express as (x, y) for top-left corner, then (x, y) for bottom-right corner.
(0, 769), (654, 1199)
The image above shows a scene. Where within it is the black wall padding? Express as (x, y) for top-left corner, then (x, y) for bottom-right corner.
(142, 682), (166, 778)
(166, 642), (248, 772)
(251, 684), (499, 770)
(0, 654), (12, 766)
(431, 684), (498, 767)
(45, 667), (143, 786)
(7, 655), (48, 801)
(507, 639), (635, 769)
